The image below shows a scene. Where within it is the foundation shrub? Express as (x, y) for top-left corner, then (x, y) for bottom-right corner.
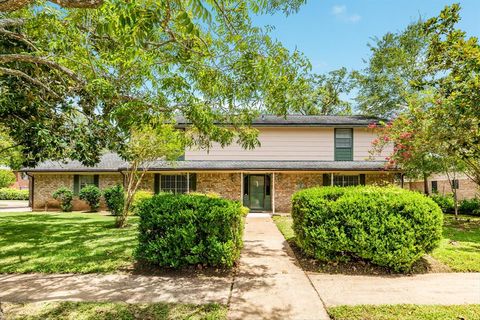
(79, 185), (101, 212)
(430, 193), (454, 213)
(103, 184), (125, 216)
(292, 186), (443, 272)
(130, 190), (153, 215)
(135, 193), (245, 268)
(0, 188), (29, 200)
(52, 187), (73, 212)
(459, 198), (480, 216)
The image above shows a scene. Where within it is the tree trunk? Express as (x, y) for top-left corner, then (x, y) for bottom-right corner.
(453, 190), (459, 220)
(423, 173), (429, 195)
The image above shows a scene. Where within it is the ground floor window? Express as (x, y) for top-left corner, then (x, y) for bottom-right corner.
(333, 175), (360, 187)
(154, 173), (196, 194)
(431, 180), (438, 192)
(73, 174), (99, 194)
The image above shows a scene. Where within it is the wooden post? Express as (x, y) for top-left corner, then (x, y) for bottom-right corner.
(186, 172), (190, 193)
(331, 173), (334, 186)
(240, 172), (244, 205)
(272, 172), (276, 214)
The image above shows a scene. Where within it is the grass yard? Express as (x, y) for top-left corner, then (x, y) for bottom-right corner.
(432, 214), (480, 272)
(2, 301), (227, 320)
(0, 212), (138, 273)
(328, 304), (480, 320)
(273, 213), (480, 273)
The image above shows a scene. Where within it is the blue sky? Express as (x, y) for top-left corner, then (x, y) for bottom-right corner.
(252, 0), (480, 74)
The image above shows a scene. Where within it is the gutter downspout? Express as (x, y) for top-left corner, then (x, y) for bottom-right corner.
(25, 172), (34, 209)
(118, 169), (126, 188)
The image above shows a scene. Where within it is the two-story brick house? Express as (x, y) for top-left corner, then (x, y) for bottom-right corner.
(23, 115), (398, 212)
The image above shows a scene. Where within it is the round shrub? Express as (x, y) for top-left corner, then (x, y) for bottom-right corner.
(0, 188), (29, 200)
(130, 190), (153, 215)
(103, 184), (125, 216)
(292, 186), (443, 272)
(79, 185), (101, 212)
(52, 187), (73, 212)
(459, 198), (480, 216)
(135, 193), (245, 268)
(430, 193), (454, 213)
(0, 170), (15, 188)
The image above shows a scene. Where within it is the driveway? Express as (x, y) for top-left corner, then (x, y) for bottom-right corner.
(0, 200), (30, 212)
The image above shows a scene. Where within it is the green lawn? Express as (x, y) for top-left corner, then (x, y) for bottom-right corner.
(432, 214), (480, 271)
(328, 304), (480, 320)
(273, 213), (480, 272)
(2, 301), (227, 320)
(0, 212), (138, 273)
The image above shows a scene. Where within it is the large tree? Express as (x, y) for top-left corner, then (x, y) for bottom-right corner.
(0, 0), (310, 167)
(352, 21), (431, 118)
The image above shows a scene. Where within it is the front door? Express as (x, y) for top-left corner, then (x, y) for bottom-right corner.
(249, 175), (265, 210)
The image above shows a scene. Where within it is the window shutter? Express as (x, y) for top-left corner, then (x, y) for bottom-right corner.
(323, 174), (331, 186)
(189, 173), (197, 191)
(154, 174), (160, 194)
(360, 174), (366, 186)
(73, 175), (80, 195)
(93, 175), (99, 187)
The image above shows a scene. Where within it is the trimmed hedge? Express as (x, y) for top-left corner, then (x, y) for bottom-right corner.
(135, 193), (245, 268)
(130, 190), (153, 215)
(79, 185), (101, 212)
(0, 188), (29, 200)
(52, 187), (73, 212)
(103, 184), (124, 216)
(459, 198), (480, 216)
(292, 186), (443, 272)
(430, 193), (454, 213)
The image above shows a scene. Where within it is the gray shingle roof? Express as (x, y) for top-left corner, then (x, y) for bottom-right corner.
(176, 115), (382, 127)
(23, 153), (390, 172)
(23, 153), (127, 172)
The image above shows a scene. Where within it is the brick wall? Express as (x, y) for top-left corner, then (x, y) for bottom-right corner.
(196, 172), (242, 201)
(274, 173), (323, 213)
(407, 178), (479, 200)
(32, 173), (123, 211)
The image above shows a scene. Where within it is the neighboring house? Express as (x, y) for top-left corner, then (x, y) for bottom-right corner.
(407, 173), (479, 200)
(0, 165), (29, 190)
(22, 115), (399, 213)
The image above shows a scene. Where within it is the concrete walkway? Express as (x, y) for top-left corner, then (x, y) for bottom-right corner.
(309, 272), (480, 306)
(0, 200), (30, 212)
(0, 273), (232, 305)
(228, 216), (330, 320)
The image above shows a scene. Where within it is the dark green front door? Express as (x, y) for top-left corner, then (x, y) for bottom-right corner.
(249, 175), (265, 210)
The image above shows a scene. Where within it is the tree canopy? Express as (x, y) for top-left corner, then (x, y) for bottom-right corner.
(0, 0), (311, 167)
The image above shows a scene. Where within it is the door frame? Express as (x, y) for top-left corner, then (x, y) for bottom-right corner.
(243, 173), (272, 212)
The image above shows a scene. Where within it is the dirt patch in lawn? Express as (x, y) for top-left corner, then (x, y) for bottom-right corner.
(287, 240), (451, 276)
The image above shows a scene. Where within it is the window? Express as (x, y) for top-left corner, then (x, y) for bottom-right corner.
(431, 181), (438, 193)
(161, 174), (188, 194)
(73, 174), (99, 195)
(451, 179), (459, 190)
(333, 175), (359, 187)
(335, 128), (353, 161)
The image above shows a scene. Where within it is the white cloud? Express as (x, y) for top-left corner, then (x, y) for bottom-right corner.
(331, 4), (361, 23)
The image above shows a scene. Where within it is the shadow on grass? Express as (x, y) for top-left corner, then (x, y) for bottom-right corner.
(0, 213), (138, 273)
(3, 301), (227, 320)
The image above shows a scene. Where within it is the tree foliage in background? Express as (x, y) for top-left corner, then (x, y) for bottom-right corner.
(0, 0), (311, 167)
(366, 4), (479, 193)
(295, 67), (353, 115)
(353, 21), (430, 118)
(0, 126), (23, 170)
(420, 3), (480, 186)
(0, 169), (15, 188)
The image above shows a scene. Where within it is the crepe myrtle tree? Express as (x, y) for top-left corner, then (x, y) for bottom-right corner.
(116, 122), (183, 228)
(0, 0), (311, 168)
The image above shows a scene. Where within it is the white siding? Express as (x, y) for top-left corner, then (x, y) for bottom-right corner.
(185, 126), (392, 161)
(353, 128), (393, 161)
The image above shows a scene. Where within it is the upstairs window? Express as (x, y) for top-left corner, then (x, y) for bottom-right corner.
(335, 128), (353, 161)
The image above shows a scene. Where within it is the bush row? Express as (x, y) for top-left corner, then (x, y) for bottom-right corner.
(292, 186), (443, 272)
(0, 188), (29, 200)
(135, 193), (246, 268)
(429, 193), (480, 215)
(52, 185), (128, 213)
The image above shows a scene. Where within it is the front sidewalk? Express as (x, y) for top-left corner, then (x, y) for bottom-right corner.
(309, 272), (480, 306)
(0, 273), (232, 305)
(228, 216), (330, 320)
